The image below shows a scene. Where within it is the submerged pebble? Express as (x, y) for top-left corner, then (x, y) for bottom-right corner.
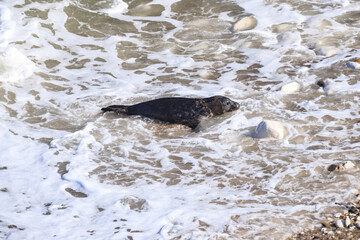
(118, 196), (148, 212)
(317, 46), (341, 58)
(231, 16), (257, 32)
(277, 31), (301, 45)
(128, 4), (165, 16)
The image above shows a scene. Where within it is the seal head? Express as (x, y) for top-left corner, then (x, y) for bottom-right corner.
(203, 96), (240, 116)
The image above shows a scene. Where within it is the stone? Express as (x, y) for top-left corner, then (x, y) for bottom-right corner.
(321, 221), (331, 227)
(277, 32), (301, 45)
(324, 84), (335, 95)
(335, 213), (343, 218)
(343, 161), (355, 170)
(356, 223), (360, 229)
(128, 4), (165, 17)
(345, 216), (351, 227)
(316, 80), (326, 88)
(272, 23), (296, 33)
(280, 81), (301, 93)
(349, 206), (358, 214)
(317, 46), (341, 58)
(335, 219), (345, 228)
(346, 61), (360, 70)
(328, 162), (355, 172)
(328, 164), (340, 172)
(253, 120), (288, 140)
(232, 16), (257, 32)
(118, 196), (148, 212)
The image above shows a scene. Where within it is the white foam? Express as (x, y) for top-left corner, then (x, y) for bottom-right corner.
(0, 5), (15, 48)
(0, 47), (35, 82)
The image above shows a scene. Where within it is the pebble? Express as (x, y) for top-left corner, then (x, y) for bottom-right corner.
(345, 216), (351, 227)
(328, 164), (345, 172)
(316, 80), (326, 88)
(277, 32), (301, 45)
(272, 23), (296, 33)
(334, 213), (343, 218)
(231, 16), (257, 32)
(280, 81), (301, 93)
(305, 17), (332, 30)
(343, 161), (355, 170)
(128, 4), (165, 17)
(118, 196), (148, 212)
(317, 46), (341, 58)
(316, 80), (335, 95)
(323, 84), (335, 95)
(346, 61), (360, 70)
(335, 219), (345, 228)
(328, 161), (355, 172)
(321, 221), (331, 228)
(253, 120), (288, 140)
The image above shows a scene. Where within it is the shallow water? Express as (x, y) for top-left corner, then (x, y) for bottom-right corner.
(0, 0), (360, 239)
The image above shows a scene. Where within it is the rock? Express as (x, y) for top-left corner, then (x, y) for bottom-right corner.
(315, 80), (335, 95)
(335, 219), (345, 228)
(231, 16), (257, 32)
(321, 221), (331, 228)
(272, 23), (296, 33)
(128, 4), (165, 17)
(280, 81), (301, 93)
(349, 206), (358, 214)
(346, 61), (360, 70)
(328, 162), (355, 172)
(334, 213), (343, 218)
(316, 80), (326, 88)
(277, 32), (301, 45)
(323, 84), (335, 95)
(317, 46), (341, 58)
(343, 161), (355, 170)
(198, 70), (219, 80)
(328, 164), (341, 172)
(306, 17), (332, 30)
(118, 196), (148, 212)
(357, 223), (360, 229)
(253, 120), (288, 140)
(345, 216), (351, 227)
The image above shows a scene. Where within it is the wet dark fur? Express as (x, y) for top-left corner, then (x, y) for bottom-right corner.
(101, 96), (240, 129)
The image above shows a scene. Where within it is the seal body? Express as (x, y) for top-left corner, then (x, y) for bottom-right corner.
(101, 96), (240, 129)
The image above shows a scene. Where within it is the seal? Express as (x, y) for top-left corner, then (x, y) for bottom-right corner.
(101, 95), (240, 129)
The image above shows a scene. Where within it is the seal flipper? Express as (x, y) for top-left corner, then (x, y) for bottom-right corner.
(101, 105), (128, 114)
(184, 119), (201, 129)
